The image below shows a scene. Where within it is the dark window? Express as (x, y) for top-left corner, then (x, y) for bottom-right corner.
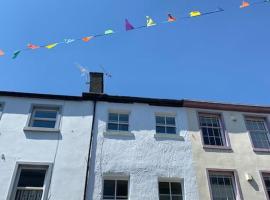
(156, 116), (176, 134)
(262, 173), (270, 199)
(103, 179), (128, 200)
(159, 181), (183, 200)
(29, 107), (59, 129)
(108, 113), (129, 132)
(199, 114), (226, 146)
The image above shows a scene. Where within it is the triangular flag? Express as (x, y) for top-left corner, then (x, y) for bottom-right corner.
(27, 43), (39, 49)
(168, 14), (176, 22)
(46, 43), (58, 49)
(125, 19), (134, 31)
(190, 11), (201, 17)
(64, 39), (75, 44)
(82, 36), (93, 42)
(104, 29), (114, 35)
(240, 1), (250, 8)
(0, 49), (4, 56)
(12, 51), (21, 59)
(146, 16), (156, 27)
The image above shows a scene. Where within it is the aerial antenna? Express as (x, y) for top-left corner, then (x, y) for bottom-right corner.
(99, 65), (112, 78)
(74, 62), (90, 85)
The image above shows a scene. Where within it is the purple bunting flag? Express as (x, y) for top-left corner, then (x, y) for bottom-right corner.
(125, 19), (134, 31)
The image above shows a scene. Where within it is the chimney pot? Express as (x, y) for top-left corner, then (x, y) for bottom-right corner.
(89, 72), (104, 93)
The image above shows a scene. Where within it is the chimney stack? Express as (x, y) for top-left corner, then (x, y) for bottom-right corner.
(89, 72), (104, 93)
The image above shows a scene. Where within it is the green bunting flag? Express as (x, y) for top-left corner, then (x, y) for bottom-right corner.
(12, 51), (21, 59)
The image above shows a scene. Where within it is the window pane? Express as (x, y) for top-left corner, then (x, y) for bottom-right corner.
(108, 123), (118, 131)
(156, 116), (165, 125)
(18, 169), (46, 187)
(166, 127), (176, 134)
(172, 196), (183, 200)
(15, 190), (43, 200)
(109, 113), (118, 122)
(34, 110), (57, 119)
(171, 182), (182, 194)
(103, 180), (115, 196)
(166, 117), (175, 125)
(119, 124), (128, 131)
(119, 114), (128, 123)
(159, 182), (170, 194)
(159, 195), (170, 200)
(116, 180), (128, 196)
(156, 126), (166, 134)
(250, 131), (270, 149)
(32, 120), (56, 128)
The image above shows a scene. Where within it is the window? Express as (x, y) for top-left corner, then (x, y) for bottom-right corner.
(11, 165), (49, 200)
(28, 106), (60, 129)
(262, 172), (270, 199)
(0, 103), (3, 119)
(245, 117), (270, 150)
(199, 114), (227, 146)
(103, 179), (128, 200)
(209, 171), (239, 200)
(158, 181), (183, 200)
(108, 112), (129, 132)
(156, 115), (176, 134)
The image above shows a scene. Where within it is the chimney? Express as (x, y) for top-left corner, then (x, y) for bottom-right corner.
(89, 72), (104, 93)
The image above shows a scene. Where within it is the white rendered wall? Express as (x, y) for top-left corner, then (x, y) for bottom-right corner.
(0, 96), (93, 200)
(87, 102), (199, 200)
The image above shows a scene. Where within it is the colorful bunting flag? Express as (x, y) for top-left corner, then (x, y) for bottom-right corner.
(82, 36), (93, 42)
(27, 43), (40, 49)
(240, 1), (250, 8)
(168, 14), (176, 22)
(46, 43), (58, 49)
(104, 29), (114, 35)
(146, 16), (156, 27)
(190, 11), (201, 17)
(0, 49), (4, 56)
(12, 51), (21, 59)
(64, 39), (75, 44)
(125, 19), (134, 31)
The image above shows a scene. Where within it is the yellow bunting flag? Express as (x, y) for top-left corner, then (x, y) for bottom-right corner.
(104, 30), (114, 35)
(46, 43), (58, 49)
(0, 49), (4, 56)
(240, 1), (250, 8)
(146, 16), (156, 27)
(82, 36), (93, 42)
(190, 11), (201, 17)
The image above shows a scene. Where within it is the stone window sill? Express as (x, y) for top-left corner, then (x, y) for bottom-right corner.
(203, 145), (232, 151)
(23, 127), (60, 133)
(154, 133), (184, 141)
(253, 148), (270, 153)
(103, 131), (134, 137)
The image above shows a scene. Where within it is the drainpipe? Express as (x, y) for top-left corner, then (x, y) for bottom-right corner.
(83, 100), (97, 200)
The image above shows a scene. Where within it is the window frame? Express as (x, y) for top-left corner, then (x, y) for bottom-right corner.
(107, 111), (130, 133)
(0, 102), (4, 120)
(260, 170), (270, 200)
(197, 112), (231, 149)
(24, 105), (62, 132)
(155, 114), (177, 135)
(206, 169), (243, 200)
(158, 178), (184, 200)
(244, 115), (270, 152)
(102, 176), (129, 200)
(7, 162), (52, 200)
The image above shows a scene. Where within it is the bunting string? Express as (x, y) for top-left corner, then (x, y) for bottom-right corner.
(0, 0), (269, 59)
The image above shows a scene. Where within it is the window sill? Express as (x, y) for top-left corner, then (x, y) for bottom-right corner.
(253, 148), (270, 153)
(203, 145), (232, 151)
(103, 131), (134, 137)
(23, 127), (60, 133)
(154, 133), (184, 141)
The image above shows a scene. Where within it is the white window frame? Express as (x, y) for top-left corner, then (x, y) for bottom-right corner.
(107, 111), (129, 132)
(155, 114), (177, 134)
(102, 176), (129, 200)
(7, 162), (52, 200)
(158, 178), (184, 200)
(24, 105), (61, 132)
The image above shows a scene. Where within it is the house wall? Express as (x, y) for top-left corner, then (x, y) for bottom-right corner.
(0, 96), (93, 200)
(187, 108), (270, 200)
(87, 102), (199, 200)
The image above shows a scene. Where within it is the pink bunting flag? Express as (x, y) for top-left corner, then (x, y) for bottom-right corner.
(0, 49), (4, 56)
(168, 14), (176, 22)
(240, 1), (250, 8)
(125, 19), (134, 31)
(27, 43), (40, 49)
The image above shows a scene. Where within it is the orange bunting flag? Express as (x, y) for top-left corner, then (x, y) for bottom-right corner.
(82, 36), (93, 42)
(27, 43), (40, 49)
(0, 49), (4, 56)
(240, 1), (250, 8)
(168, 14), (176, 22)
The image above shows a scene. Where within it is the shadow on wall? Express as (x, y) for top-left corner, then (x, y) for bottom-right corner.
(24, 131), (62, 140)
(248, 179), (260, 191)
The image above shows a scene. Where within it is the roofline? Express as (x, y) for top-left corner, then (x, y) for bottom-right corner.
(0, 91), (270, 114)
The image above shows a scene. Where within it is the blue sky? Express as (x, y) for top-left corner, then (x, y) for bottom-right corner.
(0, 0), (269, 105)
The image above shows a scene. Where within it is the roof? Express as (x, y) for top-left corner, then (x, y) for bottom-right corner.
(0, 91), (270, 114)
